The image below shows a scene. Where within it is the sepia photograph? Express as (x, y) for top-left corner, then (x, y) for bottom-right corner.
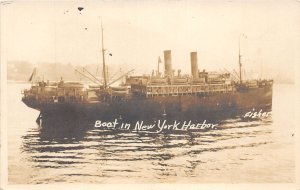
(0, 0), (299, 189)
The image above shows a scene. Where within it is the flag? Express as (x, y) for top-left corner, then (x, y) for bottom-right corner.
(28, 68), (36, 82)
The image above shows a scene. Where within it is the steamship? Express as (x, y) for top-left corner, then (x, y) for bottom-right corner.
(22, 27), (273, 122)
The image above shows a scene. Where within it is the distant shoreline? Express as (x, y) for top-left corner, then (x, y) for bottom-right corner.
(7, 80), (28, 84)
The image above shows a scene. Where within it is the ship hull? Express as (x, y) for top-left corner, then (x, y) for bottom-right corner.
(22, 85), (272, 122)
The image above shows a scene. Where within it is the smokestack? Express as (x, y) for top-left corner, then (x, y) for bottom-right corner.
(191, 52), (198, 79)
(164, 50), (172, 77)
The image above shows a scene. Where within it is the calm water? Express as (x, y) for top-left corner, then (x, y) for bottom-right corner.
(7, 83), (295, 184)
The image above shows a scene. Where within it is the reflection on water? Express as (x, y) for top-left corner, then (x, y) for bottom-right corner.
(19, 116), (274, 183)
(8, 83), (295, 184)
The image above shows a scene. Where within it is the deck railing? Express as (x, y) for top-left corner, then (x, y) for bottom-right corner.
(146, 84), (233, 96)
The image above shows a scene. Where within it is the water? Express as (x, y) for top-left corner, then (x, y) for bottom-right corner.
(7, 83), (295, 183)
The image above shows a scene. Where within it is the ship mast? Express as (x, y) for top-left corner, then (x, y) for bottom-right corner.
(238, 35), (242, 84)
(238, 33), (246, 84)
(157, 56), (161, 76)
(101, 21), (107, 89)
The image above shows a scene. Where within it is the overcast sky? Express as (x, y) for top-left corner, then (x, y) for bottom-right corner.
(1, 0), (300, 79)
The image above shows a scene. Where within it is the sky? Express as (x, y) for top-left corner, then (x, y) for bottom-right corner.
(1, 0), (300, 79)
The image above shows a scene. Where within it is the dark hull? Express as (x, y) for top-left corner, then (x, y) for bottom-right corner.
(22, 85), (272, 122)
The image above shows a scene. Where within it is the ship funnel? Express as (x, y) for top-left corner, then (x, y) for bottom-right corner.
(164, 50), (172, 77)
(191, 52), (198, 79)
